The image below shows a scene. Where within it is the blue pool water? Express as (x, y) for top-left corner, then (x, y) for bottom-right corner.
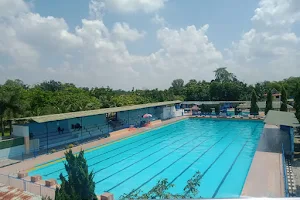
(29, 119), (264, 198)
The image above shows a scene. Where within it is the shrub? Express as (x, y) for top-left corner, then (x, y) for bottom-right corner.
(55, 150), (96, 200)
(120, 171), (202, 199)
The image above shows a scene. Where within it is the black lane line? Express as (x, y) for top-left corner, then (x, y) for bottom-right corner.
(43, 124), (189, 176)
(44, 122), (215, 179)
(103, 122), (232, 192)
(182, 124), (260, 196)
(55, 126), (200, 180)
(94, 132), (207, 186)
(47, 121), (216, 177)
(45, 127), (182, 177)
(125, 122), (240, 197)
(211, 138), (250, 198)
(92, 128), (198, 174)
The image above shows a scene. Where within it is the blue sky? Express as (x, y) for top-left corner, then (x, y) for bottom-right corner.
(1, 0), (300, 89)
(31, 0), (259, 55)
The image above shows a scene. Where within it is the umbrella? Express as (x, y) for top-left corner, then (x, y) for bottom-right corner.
(143, 114), (152, 118)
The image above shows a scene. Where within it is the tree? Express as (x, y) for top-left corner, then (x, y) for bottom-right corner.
(215, 105), (220, 115)
(171, 79), (184, 96)
(120, 171), (201, 199)
(0, 82), (23, 136)
(250, 90), (259, 115)
(265, 90), (273, 115)
(280, 85), (288, 112)
(55, 150), (97, 200)
(294, 83), (300, 121)
(213, 67), (237, 82)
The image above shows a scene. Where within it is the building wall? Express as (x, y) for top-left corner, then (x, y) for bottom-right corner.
(28, 114), (107, 136)
(12, 125), (29, 137)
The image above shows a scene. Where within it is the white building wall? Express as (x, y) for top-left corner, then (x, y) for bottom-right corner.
(12, 125), (29, 137)
(162, 106), (176, 120)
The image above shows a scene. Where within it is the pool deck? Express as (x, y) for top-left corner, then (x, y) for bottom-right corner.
(241, 151), (284, 197)
(241, 124), (285, 197)
(0, 116), (189, 175)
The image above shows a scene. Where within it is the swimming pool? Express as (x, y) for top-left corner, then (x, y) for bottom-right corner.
(29, 119), (264, 198)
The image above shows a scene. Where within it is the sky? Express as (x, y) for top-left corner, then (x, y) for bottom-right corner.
(0, 0), (300, 90)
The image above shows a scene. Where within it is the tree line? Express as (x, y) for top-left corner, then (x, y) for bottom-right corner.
(1, 67), (300, 135)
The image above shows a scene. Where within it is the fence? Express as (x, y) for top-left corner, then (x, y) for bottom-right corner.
(0, 173), (55, 199)
(282, 143), (289, 197)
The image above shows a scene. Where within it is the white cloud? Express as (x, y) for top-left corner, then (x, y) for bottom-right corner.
(0, 0), (222, 89)
(2, 0), (300, 90)
(252, 0), (300, 26)
(104, 0), (167, 13)
(151, 14), (167, 26)
(112, 22), (145, 41)
(89, 0), (105, 20)
(227, 0), (300, 83)
(0, 0), (28, 18)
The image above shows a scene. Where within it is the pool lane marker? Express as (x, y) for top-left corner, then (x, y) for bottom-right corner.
(211, 125), (260, 198)
(41, 120), (214, 176)
(44, 124), (188, 177)
(95, 125), (217, 187)
(91, 122), (218, 176)
(182, 123), (260, 196)
(211, 140), (249, 198)
(49, 124), (199, 178)
(103, 122), (232, 192)
(28, 118), (188, 172)
(125, 121), (242, 197)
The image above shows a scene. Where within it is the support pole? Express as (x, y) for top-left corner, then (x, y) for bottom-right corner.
(9, 120), (12, 136)
(128, 111), (129, 126)
(80, 117), (83, 138)
(107, 113), (109, 134)
(46, 122), (49, 153)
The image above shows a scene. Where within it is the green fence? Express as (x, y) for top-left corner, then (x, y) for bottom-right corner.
(0, 137), (24, 150)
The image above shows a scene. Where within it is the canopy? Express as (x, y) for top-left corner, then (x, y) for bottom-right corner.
(13, 100), (181, 123)
(264, 110), (300, 127)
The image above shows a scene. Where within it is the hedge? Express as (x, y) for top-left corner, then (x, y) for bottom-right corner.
(0, 137), (24, 150)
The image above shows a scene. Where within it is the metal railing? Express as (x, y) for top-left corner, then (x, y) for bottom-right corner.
(0, 173), (55, 199)
(282, 143), (289, 197)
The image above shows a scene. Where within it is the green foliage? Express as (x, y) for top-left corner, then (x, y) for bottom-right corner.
(0, 137), (24, 150)
(265, 90), (273, 115)
(200, 104), (212, 113)
(214, 67), (237, 82)
(0, 80), (24, 136)
(55, 150), (97, 200)
(42, 196), (52, 200)
(119, 171), (201, 199)
(0, 68), (300, 130)
(250, 90), (259, 115)
(171, 79), (184, 96)
(280, 86), (288, 112)
(294, 83), (300, 121)
(234, 107), (240, 115)
(215, 106), (220, 115)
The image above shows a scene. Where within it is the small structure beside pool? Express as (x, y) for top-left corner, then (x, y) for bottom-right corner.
(242, 110), (300, 197)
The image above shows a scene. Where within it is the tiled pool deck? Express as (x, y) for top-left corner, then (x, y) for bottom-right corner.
(0, 117), (285, 198)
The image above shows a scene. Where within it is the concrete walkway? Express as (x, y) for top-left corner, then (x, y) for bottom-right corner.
(241, 124), (286, 197)
(242, 151), (284, 197)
